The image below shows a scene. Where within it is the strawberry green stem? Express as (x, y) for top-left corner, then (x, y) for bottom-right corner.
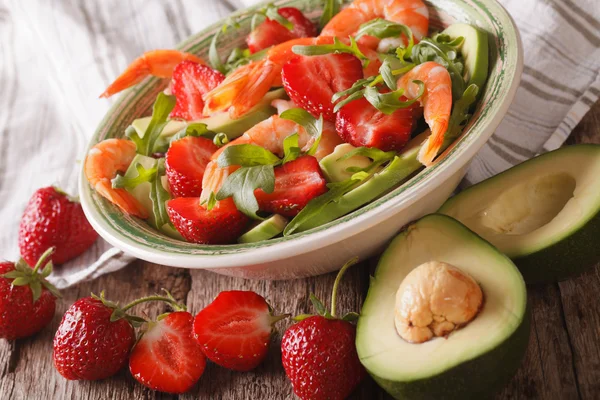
(330, 257), (359, 318)
(31, 247), (55, 274)
(269, 313), (291, 325)
(121, 295), (185, 313)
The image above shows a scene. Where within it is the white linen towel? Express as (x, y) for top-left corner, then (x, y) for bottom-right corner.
(1, 0), (598, 288)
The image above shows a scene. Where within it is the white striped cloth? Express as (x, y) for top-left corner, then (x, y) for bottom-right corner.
(1, 0), (598, 288)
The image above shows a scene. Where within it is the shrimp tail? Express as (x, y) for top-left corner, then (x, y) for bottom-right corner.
(417, 119), (448, 166)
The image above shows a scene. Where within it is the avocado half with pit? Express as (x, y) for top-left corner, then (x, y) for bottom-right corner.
(357, 214), (529, 400)
(439, 144), (600, 284)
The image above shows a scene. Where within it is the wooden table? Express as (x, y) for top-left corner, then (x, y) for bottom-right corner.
(2, 102), (599, 400)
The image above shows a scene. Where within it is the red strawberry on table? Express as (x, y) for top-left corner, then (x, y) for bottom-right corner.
(53, 293), (138, 380)
(247, 7), (317, 54)
(336, 96), (422, 152)
(18, 186), (98, 267)
(170, 61), (225, 121)
(281, 258), (366, 400)
(166, 197), (249, 244)
(165, 136), (218, 197)
(282, 53), (364, 122)
(0, 248), (60, 340)
(255, 155), (327, 217)
(130, 311), (206, 393)
(193, 290), (289, 371)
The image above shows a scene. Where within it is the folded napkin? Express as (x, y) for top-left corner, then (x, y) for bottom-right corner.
(1, 0), (598, 288)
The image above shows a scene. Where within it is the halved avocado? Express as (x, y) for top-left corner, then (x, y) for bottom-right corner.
(357, 214), (529, 399)
(442, 23), (489, 92)
(131, 88), (285, 141)
(439, 145), (600, 283)
(238, 214), (288, 243)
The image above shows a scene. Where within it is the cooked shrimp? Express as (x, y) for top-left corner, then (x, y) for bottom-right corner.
(202, 36), (380, 119)
(100, 50), (205, 98)
(84, 139), (149, 219)
(397, 61), (452, 166)
(200, 115), (342, 201)
(321, 0), (429, 42)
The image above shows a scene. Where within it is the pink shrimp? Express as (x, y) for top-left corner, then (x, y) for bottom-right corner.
(202, 36), (380, 119)
(200, 115), (342, 201)
(84, 139), (149, 219)
(397, 61), (452, 166)
(100, 50), (205, 98)
(321, 0), (429, 44)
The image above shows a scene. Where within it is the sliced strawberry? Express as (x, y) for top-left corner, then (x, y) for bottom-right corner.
(166, 197), (248, 244)
(336, 97), (422, 152)
(129, 312), (206, 394)
(246, 7), (317, 54)
(282, 54), (364, 121)
(165, 136), (218, 198)
(255, 156), (327, 217)
(193, 291), (287, 371)
(170, 61), (225, 120)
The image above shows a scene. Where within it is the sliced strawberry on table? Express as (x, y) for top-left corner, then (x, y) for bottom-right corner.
(165, 136), (218, 197)
(336, 97), (422, 152)
(282, 54), (364, 121)
(129, 311), (206, 393)
(18, 186), (98, 266)
(246, 7), (317, 54)
(193, 290), (288, 371)
(166, 197), (249, 244)
(170, 61), (225, 120)
(255, 155), (327, 217)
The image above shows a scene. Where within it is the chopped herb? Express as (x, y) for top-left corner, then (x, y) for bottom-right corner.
(216, 164), (275, 219)
(292, 36), (370, 66)
(111, 162), (157, 190)
(127, 93), (176, 156)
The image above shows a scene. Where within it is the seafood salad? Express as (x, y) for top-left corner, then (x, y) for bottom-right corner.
(85, 0), (489, 245)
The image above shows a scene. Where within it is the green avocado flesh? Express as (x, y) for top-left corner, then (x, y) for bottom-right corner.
(443, 23), (489, 93)
(319, 143), (372, 182)
(439, 145), (600, 283)
(238, 214), (288, 243)
(131, 88), (284, 141)
(124, 154), (157, 214)
(357, 214), (529, 400)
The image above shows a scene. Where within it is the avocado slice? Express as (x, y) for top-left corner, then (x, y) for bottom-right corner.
(442, 23), (489, 92)
(238, 214), (288, 243)
(439, 144), (600, 284)
(123, 154), (157, 214)
(357, 214), (529, 399)
(131, 88), (285, 141)
(319, 144), (372, 182)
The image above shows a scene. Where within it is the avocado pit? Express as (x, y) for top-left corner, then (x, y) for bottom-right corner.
(394, 261), (483, 343)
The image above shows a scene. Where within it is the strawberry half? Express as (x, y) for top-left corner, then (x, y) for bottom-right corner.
(246, 7), (317, 54)
(282, 54), (364, 121)
(165, 136), (218, 197)
(129, 311), (206, 394)
(255, 155), (327, 217)
(336, 97), (422, 152)
(193, 291), (288, 371)
(166, 197), (249, 244)
(170, 61), (225, 120)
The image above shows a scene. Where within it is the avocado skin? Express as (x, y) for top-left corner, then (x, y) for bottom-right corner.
(369, 307), (530, 400)
(514, 211), (600, 284)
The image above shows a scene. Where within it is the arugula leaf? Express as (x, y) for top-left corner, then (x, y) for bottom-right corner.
(213, 132), (229, 147)
(170, 123), (214, 143)
(209, 30), (226, 74)
(355, 19), (414, 59)
(111, 162), (157, 190)
(282, 133), (302, 164)
(283, 178), (362, 235)
(320, 0), (341, 29)
(217, 144), (280, 168)
(442, 83), (479, 147)
(127, 93), (176, 156)
(338, 147), (396, 173)
(149, 158), (171, 229)
(411, 36), (465, 100)
(363, 80), (424, 114)
(380, 57), (398, 90)
(332, 77), (376, 104)
(280, 108), (324, 156)
(216, 165), (275, 219)
(206, 191), (217, 211)
(262, 4), (294, 30)
(292, 37), (370, 66)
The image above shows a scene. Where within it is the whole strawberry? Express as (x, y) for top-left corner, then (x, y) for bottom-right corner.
(53, 292), (138, 380)
(19, 186), (98, 266)
(0, 248), (61, 340)
(281, 258), (366, 400)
